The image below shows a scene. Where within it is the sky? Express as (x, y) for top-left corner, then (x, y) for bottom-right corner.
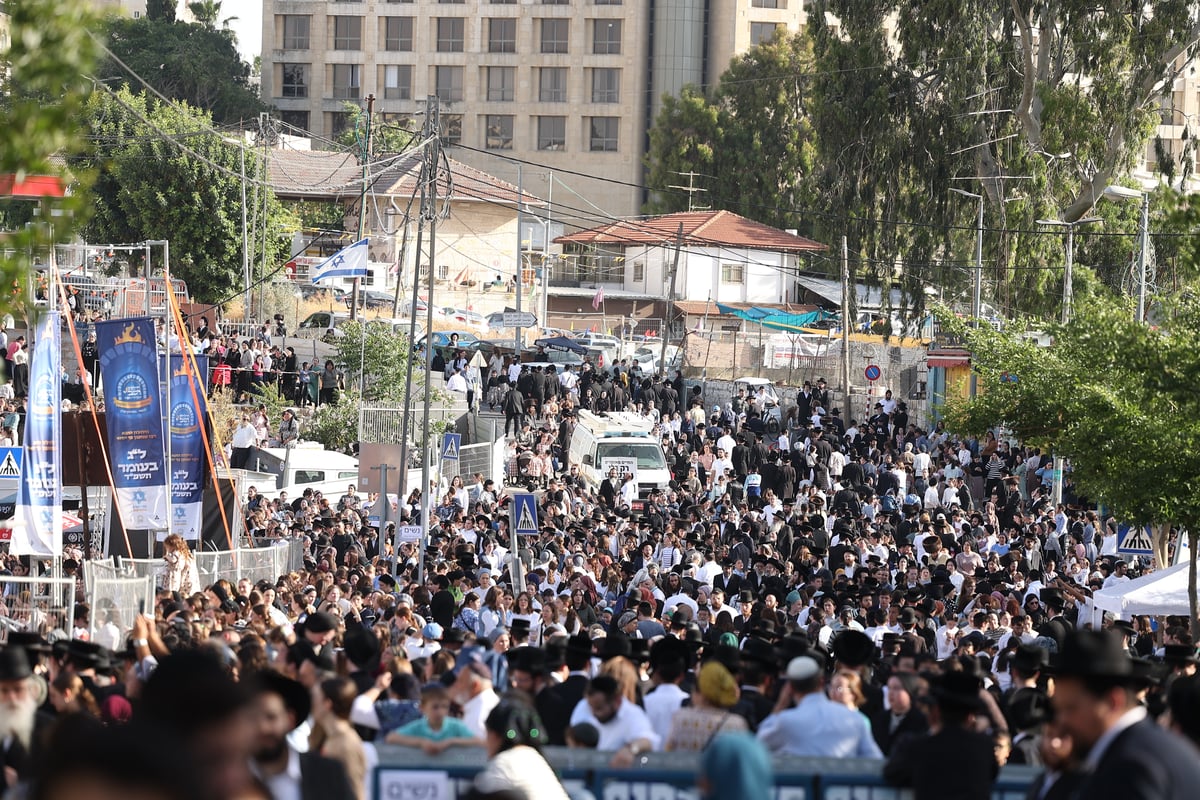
(220, 0), (262, 63)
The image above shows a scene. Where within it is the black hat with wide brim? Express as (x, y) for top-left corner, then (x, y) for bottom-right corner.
(929, 671), (987, 712)
(1050, 630), (1140, 684)
(250, 670), (311, 730)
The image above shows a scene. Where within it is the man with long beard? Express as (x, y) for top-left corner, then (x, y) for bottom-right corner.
(0, 646), (51, 792)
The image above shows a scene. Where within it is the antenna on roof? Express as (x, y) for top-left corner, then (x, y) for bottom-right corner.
(668, 171), (710, 212)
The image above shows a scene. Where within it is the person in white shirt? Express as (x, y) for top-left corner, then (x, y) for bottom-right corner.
(1102, 560), (1131, 590)
(618, 473), (638, 507)
(230, 415), (258, 469)
(450, 649), (501, 739)
(446, 369), (469, 393)
(935, 615), (961, 660)
(643, 654), (689, 750)
(570, 675), (659, 765)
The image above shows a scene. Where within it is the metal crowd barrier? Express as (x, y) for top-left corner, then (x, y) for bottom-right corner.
(371, 747), (1039, 800)
(87, 574), (155, 650)
(0, 577), (76, 640)
(119, 545), (296, 591)
(82, 558), (119, 593)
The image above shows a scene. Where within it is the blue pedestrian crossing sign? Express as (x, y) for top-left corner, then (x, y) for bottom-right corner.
(441, 432), (461, 462)
(511, 492), (539, 536)
(1117, 523), (1154, 556)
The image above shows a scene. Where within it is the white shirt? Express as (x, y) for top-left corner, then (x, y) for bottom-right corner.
(643, 683), (688, 750)
(461, 688), (501, 739)
(231, 422), (257, 449)
(252, 747), (302, 800)
(446, 373), (469, 393)
(569, 694), (661, 751)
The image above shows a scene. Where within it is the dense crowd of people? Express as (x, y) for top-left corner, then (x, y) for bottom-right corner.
(0, 368), (1198, 800)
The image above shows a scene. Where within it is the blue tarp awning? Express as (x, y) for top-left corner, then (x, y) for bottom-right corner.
(715, 305), (837, 331)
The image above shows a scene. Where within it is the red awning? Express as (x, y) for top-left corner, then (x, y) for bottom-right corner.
(0, 174), (66, 198)
(927, 352), (971, 368)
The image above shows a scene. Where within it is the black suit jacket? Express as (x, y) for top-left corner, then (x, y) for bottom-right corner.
(883, 726), (997, 800)
(1024, 769), (1086, 800)
(1074, 718), (1200, 800)
(871, 707), (929, 756)
(537, 674), (590, 746)
(300, 752), (356, 800)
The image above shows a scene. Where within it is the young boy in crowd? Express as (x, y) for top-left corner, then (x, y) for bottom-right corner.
(384, 683), (481, 755)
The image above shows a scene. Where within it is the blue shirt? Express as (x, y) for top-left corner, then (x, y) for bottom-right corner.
(757, 693), (883, 759)
(392, 715), (475, 742)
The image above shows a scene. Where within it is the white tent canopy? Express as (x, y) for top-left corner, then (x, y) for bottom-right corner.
(1091, 560), (1197, 617)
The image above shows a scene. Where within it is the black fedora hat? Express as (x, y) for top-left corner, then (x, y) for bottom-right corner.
(599, 633), (633, 661)
(1010, 643), (1048, 675)
(831, 630), (876, 668)
(628, 637), (651, 663)
(1163, 644), (1200, 666)
(929, 670), (986, 712)
(505, 646), (546, 674)
(0, 647), (31, 682)
(649, 636), (689, 670)
(1052, 630), (1137, 683)
(736, 590), (755, 604)
(66, 640), (104, 669)
(250, 670), (311, 729)
(6, 632), (50, 655)
(741, 637), (780, 670)
(1006, 687), (1051, 731)
(565, 633), (593, 659)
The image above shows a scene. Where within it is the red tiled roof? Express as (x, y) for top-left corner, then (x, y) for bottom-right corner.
(554, 210), (827, 253)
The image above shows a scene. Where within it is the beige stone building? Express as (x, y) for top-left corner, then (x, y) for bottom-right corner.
(259, 0), (809, 219)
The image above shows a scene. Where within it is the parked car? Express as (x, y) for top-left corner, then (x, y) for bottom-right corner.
(345, 289), (396, 311)
(298, 284), (347, 304)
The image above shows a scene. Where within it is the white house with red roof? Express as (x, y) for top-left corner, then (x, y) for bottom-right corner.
(551, 210), (826, 335)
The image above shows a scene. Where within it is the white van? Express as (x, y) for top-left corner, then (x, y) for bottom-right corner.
(247, 443), (361, 498)
(568, 409), (671, 498)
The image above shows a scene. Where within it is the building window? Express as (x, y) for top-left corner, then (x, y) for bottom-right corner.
(442, 115), (462, 145)
(539, 67), (567, 102)
(437, 18), (465, 52)
(384, 17), (413, 51)
(281, 15), (310, 49)
(540, 19), (569, 53)
(331, 64), (360, 99)
(751, 0), (781, 6)
(588, 117), (618, 151)
(537, 116), (566, 150)
(490, 0), (516, 3)
(383, 64), (412, 100)
(333, 16), (362, 50)
(485, 115), (513, 150)
(542, 0), (569, 4)
(595, 0), (622, 4)
(632, 261), (644, 282)
(279, 110), (309, 132)
(385, 0), (413, 3)
(749, 21), (780, 45)
(592, 19), (620, 54)
(280, 63), (308, 98)
(721, 263), (745, 284)
(329, 111), (352, 137)
(435, 66), (463, 102)
(439, 0), (465, 3)
(590, 67), (619, 102)
(488, 18), (517, 53)
(486, 67), (515, 101)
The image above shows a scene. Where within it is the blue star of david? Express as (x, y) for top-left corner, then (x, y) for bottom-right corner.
(332, 254), (346, 268)
(133, 491), (146, 503)
(40, 510), (53, 526)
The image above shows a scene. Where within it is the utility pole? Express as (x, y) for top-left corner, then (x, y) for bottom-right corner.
(399, 100), (433, 502)
(659, 223), (684, 377)
(259, 113), (271, 324)
(391, 217), (411, 318)
(950, 187), (983, 398)
(1137, 192), (1149, 323)
(841, 235), (852, 422)
(515, 164), (524, 352)
(418, 96), (440, 585)
(239, 145), (251, 320)
(370, 462), (392, 567)
(350, 94), (375, 322)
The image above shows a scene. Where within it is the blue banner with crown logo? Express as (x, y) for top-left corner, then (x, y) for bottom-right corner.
(97, 317), (168, 531)
(163, 354), (207, 541)
(13, 311), (61, 556)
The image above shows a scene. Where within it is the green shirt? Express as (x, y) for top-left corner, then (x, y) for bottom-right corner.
(393, 715), (474, 742)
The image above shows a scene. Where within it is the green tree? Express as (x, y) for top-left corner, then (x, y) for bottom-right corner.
(643, 32), (818, 230)
(334, 103), (420, 156)
(647, 3), (1200, 321)
(940, 295), (1200, 638)
(146, 0), (176, 22)
(97, 15), (263, 125)
(0, 0), (98, 315)
(187, 0), (222, 29)
(73, 88), (293, 304)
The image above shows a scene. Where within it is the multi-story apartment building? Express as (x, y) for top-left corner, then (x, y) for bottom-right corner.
(259, 0), (809, 218)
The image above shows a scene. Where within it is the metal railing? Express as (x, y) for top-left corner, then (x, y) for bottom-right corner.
(0, 577), (76, 640)
(87, 575), (155, 650)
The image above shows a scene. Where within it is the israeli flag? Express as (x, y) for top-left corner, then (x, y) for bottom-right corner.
(312, 238), (370, 283)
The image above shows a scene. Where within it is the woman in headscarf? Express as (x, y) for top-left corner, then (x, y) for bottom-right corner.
(698, 733), (773, 800)
(664, 659), (748, 751)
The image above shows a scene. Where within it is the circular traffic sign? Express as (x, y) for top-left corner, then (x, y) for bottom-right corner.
(864, 364), (881, 382)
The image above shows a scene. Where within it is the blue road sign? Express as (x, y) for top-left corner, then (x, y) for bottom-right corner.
(0, 447), (22, 534)
(511, 492), (539, 536)
(441, 432), (461, 462)
(1117, 523), (1154, 556)
(864, 364), (881, 381)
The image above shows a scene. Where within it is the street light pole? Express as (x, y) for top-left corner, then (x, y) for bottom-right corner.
(1035, 216), (1101, 325)
(950, 188), (983, 324)
(1101, 185), (1150, 323)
